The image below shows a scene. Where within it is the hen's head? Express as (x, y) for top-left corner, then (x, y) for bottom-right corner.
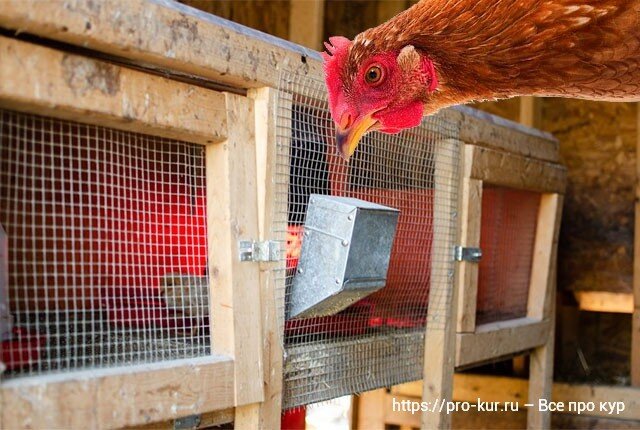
(322, 35), (438, 160)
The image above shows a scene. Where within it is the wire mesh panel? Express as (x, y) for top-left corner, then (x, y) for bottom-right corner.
(0, 109), (210, 379)
(274, 72), (460, 408)
(476, 187), (541, 325)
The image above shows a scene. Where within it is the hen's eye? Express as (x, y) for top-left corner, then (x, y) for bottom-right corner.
(365, 65), (384, 85)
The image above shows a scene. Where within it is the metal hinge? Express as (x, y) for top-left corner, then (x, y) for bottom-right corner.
(239, 240), (280, 262)
(454, 246), (482, 263)
(174, 414), (201, 430)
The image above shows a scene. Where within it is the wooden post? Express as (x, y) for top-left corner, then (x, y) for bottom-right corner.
(456, 175), (482, 333)
(515, 95), (542, 376)
(356, 389), (386, 430)
(421, 139), (463, 430)
(246, 87), (287, 428)
(527, 194), (563, 430)
(288, 0), (325, 50)
(519, 96), (542, 128)
(208, 93), (264, 416)
(633, 102), (640, 386)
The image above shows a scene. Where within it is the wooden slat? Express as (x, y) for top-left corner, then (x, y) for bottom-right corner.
(288, 0), (325, 50)
(456, 177), (482, 333)
(421, 139), (463, 430)
(246, 87), (286, 429)
(0, 357), (234, 430)
(528, 194), (563, 319)
(357, 389), (387, 430)
(527, 195), (562, 429)
(0, 36), (226, 144)
(440, 108), (559, 163)
(127, 408), (235, 429)
(465, 145), (567, 194)
(574, 291), (634, 313)
(528, 309), (555, 429)
(456, 318), (551, 367)
(207, 93), (263, 407)
(519, 96), (542, 128)
(0, 0), (320, 90)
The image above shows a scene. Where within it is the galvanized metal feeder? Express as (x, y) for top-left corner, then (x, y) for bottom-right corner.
(287, 194), (400, 319)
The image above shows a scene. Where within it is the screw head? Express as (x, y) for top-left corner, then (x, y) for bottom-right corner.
(341, 239), (349, 246)
(297, 268), (304, 274)
(335, 278), (341, 284)
(347, 214), (354, 221)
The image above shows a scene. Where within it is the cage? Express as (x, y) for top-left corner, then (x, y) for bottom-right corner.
(0, 30), (255, 429)
(274, 71), (461, 408)
(0, 2), (565, 429)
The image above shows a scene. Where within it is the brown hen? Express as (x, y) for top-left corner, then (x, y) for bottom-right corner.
(323, 0), (640, 158)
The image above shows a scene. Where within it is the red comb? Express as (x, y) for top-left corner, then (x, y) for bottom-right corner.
(322, 36), (352, 59)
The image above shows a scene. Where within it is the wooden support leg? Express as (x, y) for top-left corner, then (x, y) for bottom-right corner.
(527, 304), (555, 430)
(422, 139), (463, 430)
(356, 389), (386, 430)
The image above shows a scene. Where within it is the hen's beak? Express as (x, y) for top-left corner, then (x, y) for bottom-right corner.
(335, 113), (379, 161)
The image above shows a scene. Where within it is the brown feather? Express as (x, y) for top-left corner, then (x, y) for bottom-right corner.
(347, 0), (640, 113)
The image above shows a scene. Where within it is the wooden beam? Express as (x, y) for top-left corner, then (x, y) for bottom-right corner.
(208, 93), (263, 407)
(464, 145), (567, 194)
(421, 139), (463, 430)
(0, 36), (227, 144)
(633, 101), (640, 385)
(440, 108), (559, 163)
(0, 357), (234, 429)
(246, 87), (286, 429)
(456, 177), (482, 332)
(128, 408), (235, 429)
(456, 318), (551, 367)
(519, 96), (542, 128)
(528, 306), (555, 429)
(574, 291), (634, 313)
(288, 0), (325, 51)
(0, 0), (321, 90)
(528, 194), (563, 319)
(515, 95), (543, 378)
(356, 389), (387, 430)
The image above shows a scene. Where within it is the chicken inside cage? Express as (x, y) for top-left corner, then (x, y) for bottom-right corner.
(0, 109), (211, 378)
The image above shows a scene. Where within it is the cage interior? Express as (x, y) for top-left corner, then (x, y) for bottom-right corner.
(275, 73), (460, 408)
(0, 109), (210, 378)
(476, 186), (541, 325)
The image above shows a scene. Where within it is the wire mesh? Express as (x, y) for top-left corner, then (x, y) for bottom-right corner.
(0, 109), (210, 379)
(274, 71), (460, 408)
(476, 186), (541, 325)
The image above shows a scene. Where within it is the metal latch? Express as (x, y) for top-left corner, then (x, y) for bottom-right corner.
(454, 246), (482, 263)
(239, 240), (280, 262)
(174, 414), (201, 430)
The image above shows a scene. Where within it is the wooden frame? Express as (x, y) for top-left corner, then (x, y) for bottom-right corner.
(450, 141), (565, 429)
(0, 35), (265, 429)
